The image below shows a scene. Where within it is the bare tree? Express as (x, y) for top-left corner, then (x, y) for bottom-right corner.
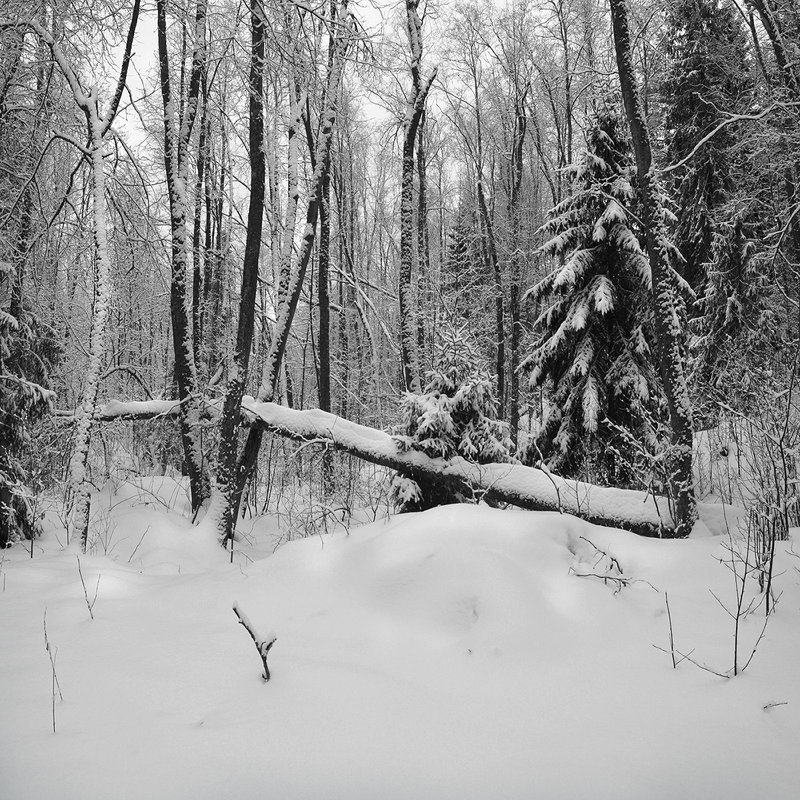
(1, 2), (141, 547)
(156, 0), (210, 514)
(217, 1), (358, 545)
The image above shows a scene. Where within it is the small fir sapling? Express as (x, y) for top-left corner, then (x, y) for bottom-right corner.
(521, 104), (663, 487)
(391, 324), (512, 511)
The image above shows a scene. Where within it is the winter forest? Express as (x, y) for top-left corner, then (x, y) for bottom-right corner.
(2, 0), (800, 797)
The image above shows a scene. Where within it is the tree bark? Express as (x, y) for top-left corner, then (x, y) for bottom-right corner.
(222, 5), (355, 539)
(75, 398), (683, 538)
(399, 0), (436, 392)
(318, 167), (332, 412)
(216, 0), (266, 544)
(609, 0), (696, 536)
(507, 90), (527, 446)
(156, 0), (211, 514)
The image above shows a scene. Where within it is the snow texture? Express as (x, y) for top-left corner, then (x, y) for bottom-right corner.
(1, 489), (799, 799)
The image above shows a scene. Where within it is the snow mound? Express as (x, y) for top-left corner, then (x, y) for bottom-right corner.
(2, 503), (799, 799)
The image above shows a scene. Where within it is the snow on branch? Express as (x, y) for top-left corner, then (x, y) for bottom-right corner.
(659, 102), (800, 175)
(233, 603), (277, 682)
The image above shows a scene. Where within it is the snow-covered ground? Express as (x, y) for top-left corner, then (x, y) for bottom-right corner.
(2, 478), (799, 799)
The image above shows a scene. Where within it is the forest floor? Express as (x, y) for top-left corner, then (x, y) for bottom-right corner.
(1, 477), (799, 799)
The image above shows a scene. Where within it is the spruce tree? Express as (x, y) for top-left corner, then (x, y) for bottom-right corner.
(392, 323), (512, 512)
(663, 0), (752, 294)
(692, 214), (777, 408)
(522, 105), (661, 486)
(441, 200), (489, 324)
(663, 0), (776, 411)
(0, 264), (59, 547)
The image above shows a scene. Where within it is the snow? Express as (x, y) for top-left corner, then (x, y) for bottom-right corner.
(2, 485), (800, 799)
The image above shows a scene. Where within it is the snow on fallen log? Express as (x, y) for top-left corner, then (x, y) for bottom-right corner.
(54, 398), (187, 421)
(239, 398), (677, 538)
(56, 396), (678, 537)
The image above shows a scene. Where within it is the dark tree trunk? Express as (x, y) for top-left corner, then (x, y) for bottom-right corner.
(399, 0), (435, 392)
(156, 0), (210, 513)
(609, 0), (696, 536)
(228, 8), (354, 530)
(477, 180), (505, 417)
(507, 92), (527, 446)
(217, 0), (266, 545)
(318, 170), (331, 412)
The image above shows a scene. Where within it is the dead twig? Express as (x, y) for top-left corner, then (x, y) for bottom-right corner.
(76, 556), (100, 620)
(43, 609), (63, 732)
(233, 602), (277, 682)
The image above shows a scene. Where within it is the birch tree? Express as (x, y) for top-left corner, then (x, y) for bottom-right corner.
(0, 2), (141, 546)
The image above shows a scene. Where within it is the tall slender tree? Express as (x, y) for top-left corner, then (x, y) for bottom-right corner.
(156, 0), (210, 514)
(609, 0), (696, 535)
(399, 0), (436, 392)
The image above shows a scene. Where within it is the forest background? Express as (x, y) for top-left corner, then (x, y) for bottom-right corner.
(2, 0), (799, 550)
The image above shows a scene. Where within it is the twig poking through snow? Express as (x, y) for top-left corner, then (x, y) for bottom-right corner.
(76, 556), (100, 620)
(127, 525), (150, 564)
(43, 609), (62, 733)
(233, 602), (277, 682)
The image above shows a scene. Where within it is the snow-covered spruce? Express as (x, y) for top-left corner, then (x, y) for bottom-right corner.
(522, 105), (661, 487)
(0, 265), (58, 547)
(392, 324), (512, 511)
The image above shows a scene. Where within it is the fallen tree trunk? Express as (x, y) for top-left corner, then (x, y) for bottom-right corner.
(54, 398), (678, 537)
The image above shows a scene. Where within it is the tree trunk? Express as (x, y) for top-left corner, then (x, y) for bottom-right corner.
(507, 92), (527, 446)
(156, 0), (211, 514)
(318, 169), (332, 412)
(399, 0), (436, 392)
(609, 0), (696, 536)
(223, 6), (355, 539)
(215, 0), (266, 544)
(78, 398), (684, 538)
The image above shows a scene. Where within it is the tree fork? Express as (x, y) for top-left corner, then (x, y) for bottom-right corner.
(216, 0), (266, 544)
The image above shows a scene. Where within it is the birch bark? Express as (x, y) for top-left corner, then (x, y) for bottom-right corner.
(0, 5), (141, 547)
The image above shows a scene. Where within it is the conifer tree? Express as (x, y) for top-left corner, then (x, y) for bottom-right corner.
(692, 214), (777, 407)
(522, 106), (661, 485)
(392, 323), (512, 511)
(441, 203), (486, 323)
(0, 265), (59, 547)
(663, 0), (752, 294)
(663, 0), (776, 410)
